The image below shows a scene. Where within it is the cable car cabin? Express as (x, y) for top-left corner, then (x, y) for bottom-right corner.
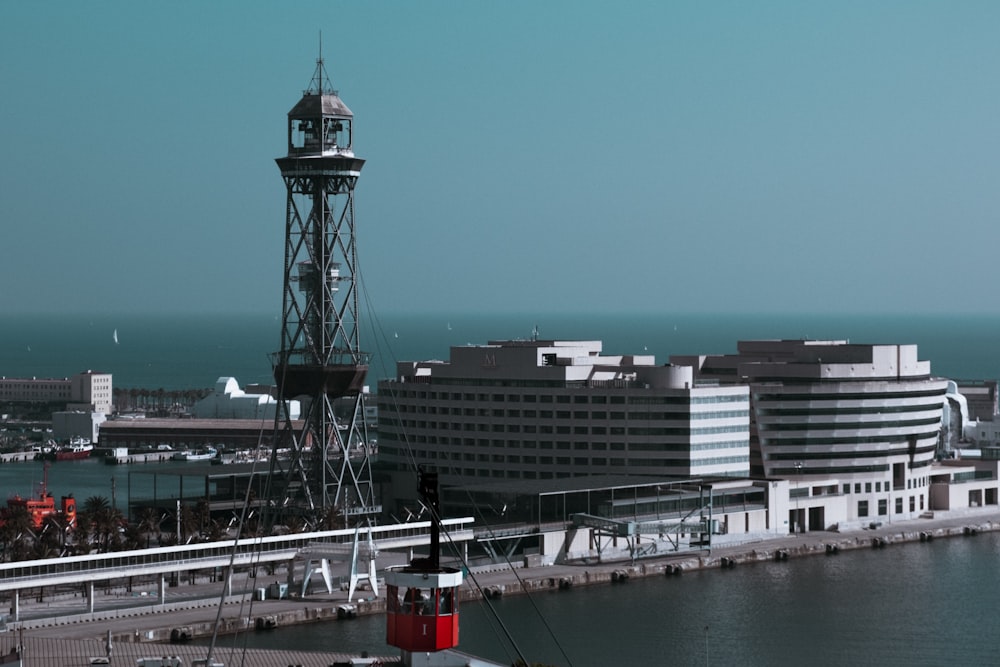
(385, 567), (463, 653)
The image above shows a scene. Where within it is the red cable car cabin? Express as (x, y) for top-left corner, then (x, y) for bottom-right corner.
(385, 567), (463, 652)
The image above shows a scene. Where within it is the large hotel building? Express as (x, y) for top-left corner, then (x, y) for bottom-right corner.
(378, 336), (966, 533)
(377, 339), (751, 487)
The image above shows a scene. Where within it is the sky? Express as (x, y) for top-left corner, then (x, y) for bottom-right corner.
(2, 2), (999, 317)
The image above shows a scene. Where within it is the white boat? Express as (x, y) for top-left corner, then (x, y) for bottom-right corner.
(171, 446), (217, 462)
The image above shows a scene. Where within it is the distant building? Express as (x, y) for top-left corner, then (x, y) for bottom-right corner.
(0, 370), (112, 415)
(376, 339), (751, 514)
(192, 377), (299, 420)
(98, 418), (301, 451)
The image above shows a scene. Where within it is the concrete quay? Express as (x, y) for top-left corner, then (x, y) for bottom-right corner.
(10, 507), (1000, 647)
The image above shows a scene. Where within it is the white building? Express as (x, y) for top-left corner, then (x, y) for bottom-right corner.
(192, 377), (299, 420)
(377, 339), (751, 490)
(69, 370), (113, 415)
(673, 340), (950, 529)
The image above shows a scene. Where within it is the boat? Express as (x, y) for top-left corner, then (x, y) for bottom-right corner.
(37, 437), (94, 461)
(0, 466), (77, 529)
(171, 446), (217, 462)
(53, 437), (94, 461)
(29, 441), (56, 458)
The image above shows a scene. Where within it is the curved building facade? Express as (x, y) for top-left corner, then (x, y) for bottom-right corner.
(674, 340), (948, 525)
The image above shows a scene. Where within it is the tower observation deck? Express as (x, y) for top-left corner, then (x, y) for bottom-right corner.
(268, 55), (378, 525)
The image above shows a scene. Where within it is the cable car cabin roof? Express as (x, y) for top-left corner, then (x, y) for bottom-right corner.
(289, 92), (353, 118)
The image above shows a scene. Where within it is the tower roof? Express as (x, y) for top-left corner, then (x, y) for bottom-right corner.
(289, 53), (353, 118)
(288, 91), (353, 119)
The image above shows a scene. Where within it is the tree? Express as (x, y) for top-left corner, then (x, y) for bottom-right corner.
(0, 506), (35, 562)
(134, 506), (161, 548)
(78, 495), (124, 552)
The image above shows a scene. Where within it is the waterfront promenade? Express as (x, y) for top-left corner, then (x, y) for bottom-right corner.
(8, 505), (1000, 647)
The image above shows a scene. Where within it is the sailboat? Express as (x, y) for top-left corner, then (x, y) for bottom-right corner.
(113, 329), (119, 345)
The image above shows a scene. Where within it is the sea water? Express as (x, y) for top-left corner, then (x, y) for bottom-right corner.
(2, 312), (999, 389)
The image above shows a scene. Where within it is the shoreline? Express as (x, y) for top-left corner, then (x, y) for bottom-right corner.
(11, 506), (1000, 646)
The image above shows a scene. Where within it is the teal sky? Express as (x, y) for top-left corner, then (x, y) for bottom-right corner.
(2, 2), (998, 316)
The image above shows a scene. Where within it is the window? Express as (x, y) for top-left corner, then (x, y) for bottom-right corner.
(858, 501), (869, 517)
(878, 499), (887, 516)
(895, 497), (903, 514)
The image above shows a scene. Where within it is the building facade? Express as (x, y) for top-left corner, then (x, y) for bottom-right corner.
(0, 370), (112, 415)
(673, 340), (949, 528)
(376, 339), (751, 495)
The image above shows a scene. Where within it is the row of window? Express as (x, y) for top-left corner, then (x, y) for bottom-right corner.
(755, 388), (947, 402)
(379, 434), (747, 452)
(387, 405), (748, 421)
(768, 443), (937, 461)
(760, 416), (941, 432)
(758, 403), (944, 417)
(378, 446), (748, 469)
(381, 387), (746, 405)
(841, 477), (927, 495)
(857, 494), (924, 517)
(384, 419), (748, 438)
(762, 430), (940, 447)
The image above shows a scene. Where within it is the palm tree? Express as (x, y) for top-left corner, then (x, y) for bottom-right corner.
(175, 503), (200, 544)
(194, 498), (212, 538)
(0, 505), (35, 562)
(318, 504), (344, 531)
(79, 495), (124, 552)
(134, 506), (160, 548)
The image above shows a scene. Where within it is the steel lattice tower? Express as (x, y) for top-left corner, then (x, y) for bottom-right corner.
(268, 56), (378, 526)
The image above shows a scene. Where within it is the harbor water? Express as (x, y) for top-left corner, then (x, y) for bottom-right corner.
(201, 530), (1000, 666)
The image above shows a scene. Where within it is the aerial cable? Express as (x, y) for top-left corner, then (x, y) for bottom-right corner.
(358, 258), (570, 665)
